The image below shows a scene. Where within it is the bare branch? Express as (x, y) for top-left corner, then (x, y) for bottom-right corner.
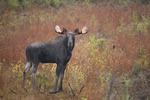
(9, 88), (17, 95)
(68, 82), (76, 96)
(79, 85), (85, 94)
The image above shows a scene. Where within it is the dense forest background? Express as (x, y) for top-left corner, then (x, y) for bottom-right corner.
(0, 0), (150, 100)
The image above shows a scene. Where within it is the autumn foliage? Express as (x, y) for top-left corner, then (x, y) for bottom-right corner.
(0, 1), (150, 100)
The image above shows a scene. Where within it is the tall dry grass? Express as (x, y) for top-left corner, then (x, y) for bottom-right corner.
(0, 3), (150, 100)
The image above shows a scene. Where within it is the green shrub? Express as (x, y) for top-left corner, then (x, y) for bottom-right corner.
(64, 0), (77, 4)
(89, 36), (106, 47)
(90, 15), (99, 30)
(135, 0), (150, 4)
(4, 0), (19, 9)
(38, 72), (47, 92)
(89, 35), (107, 68)
(90, 0), (99, 3)
(89, 35), (106, 55)
(117, 14), (150, 36)
(117, 19), (128, 33)
(136, 47), (149, 68)
(110, 0), (131, 5)
(67, 64), (85, 87)
(132, 13), (150, 35)
(19, 0), (34, 9)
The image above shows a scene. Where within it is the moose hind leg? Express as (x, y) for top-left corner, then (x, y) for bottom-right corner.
(31, 63), (39, 90)
(59, 72), (64, 91)
(23, 62), (32, 88)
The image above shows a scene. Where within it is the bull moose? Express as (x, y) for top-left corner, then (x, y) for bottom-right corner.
(22, 25), (88, 93)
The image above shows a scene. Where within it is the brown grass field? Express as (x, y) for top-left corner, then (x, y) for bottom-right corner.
(0, 2), (150, 100)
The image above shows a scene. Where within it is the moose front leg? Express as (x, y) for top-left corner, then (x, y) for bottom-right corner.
(58, 72), (64, 91)
(53, 75), (59, 93)
(59, 65), (66, 91)
(50, 64), (63, 93)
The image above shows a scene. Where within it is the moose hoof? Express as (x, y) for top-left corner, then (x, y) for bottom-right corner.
(49, 90), (58, 94)
(58, 88), (63, 92)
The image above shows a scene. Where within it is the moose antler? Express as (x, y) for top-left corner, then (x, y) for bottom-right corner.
(81, 26), (88, 34)
(74, 26), (88, 35)
(55, 25), (62, 33)
(55, 25), (67, 34)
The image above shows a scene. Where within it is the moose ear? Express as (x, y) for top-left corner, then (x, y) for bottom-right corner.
(62, 28), (68, 34)
(74, 28), (79, 34)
